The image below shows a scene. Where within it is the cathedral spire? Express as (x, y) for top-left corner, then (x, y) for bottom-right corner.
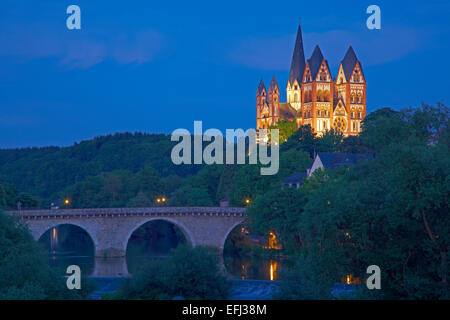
(341, 45), (363, 81)
(257, 79), (266, 96)
(288, 23), (306, 86)
(268, 75), (279, 93)
(307, 44), (325, 80)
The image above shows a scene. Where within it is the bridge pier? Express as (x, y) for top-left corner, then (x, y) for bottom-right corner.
(92, 257), (129, 277)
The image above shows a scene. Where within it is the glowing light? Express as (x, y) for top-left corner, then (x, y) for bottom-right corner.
(269, 261), (278, 281)
(345, 232), (351, 239)
(346, 274), (351, 284)
(267, 231), (281, 250)
(64, 199), (70, 205)
(50, 227), (58, 252)
(244, 198), (251, 205)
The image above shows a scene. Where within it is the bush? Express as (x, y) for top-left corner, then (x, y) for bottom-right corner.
(111, 245), (230, 299)
(275, 252), (334, 300)
(0, 211), (94, 299)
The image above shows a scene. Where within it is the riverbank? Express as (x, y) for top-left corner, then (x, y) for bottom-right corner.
(88, 277), (357, 300)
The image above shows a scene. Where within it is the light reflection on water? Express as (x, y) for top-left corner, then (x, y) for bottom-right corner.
(42, 222), (293, 280)
(46, 253), (290, 280)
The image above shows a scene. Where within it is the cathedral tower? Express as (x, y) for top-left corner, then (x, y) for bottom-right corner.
(302, 45), (333, 134)
(335, 46), (367, 135)
(268, 75), (280, 125)
(256, 79), (268, 130)
(286, 24), (306, 112)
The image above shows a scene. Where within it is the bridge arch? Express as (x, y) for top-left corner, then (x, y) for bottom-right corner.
(123, 217), (196, 255)
(220, 220), (245, 251)
(34, 222), (98, 253)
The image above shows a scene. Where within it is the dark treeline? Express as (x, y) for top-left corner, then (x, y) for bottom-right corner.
(1, 119), (368, 209)
(1, 105), (447, 214)
(247, 103), (449, 299)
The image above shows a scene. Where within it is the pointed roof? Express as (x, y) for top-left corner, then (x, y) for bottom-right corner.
(268, 75), (279, 93)
(288, 24), (306, 86)
(317, 153), (373, 170)
(334, 96), (346, 111)
(307, 45), (326, 80)
(341, 46), (363, 81)
(257, 79), (266, 96)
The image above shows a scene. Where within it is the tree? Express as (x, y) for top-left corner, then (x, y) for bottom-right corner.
(316, 128), (344, 153)
(16, 192), (39, 208)
(281, 125), (317, 156)
(0, 184), (6, 208)
(294, 103), (450, 299)
(0, 211), (94, 299)
(270, 120), (297, 143)
(246, 187), (307, 252)
(278, 149), (311, 180)
(111, 245), (230, 299)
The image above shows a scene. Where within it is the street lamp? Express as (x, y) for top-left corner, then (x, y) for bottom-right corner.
(64, 199), (70, 206)
(244, 198), (251, 205)
(155, 196), (167, 205)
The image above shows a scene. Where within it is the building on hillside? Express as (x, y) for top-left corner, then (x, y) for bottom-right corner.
(282, 172), (307, 189)
(256, 24), (367, 139)
(281, 152), (372, 190)
(307, 152), (373, 177)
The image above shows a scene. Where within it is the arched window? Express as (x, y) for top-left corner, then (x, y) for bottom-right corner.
(357, 92), (362, 104)
(323, 90), (330, 102)
(317, 90), (323, 102)
(320, 70), (327, 81)
(353, 70), (360, 83)
(294, 92), (299, 103)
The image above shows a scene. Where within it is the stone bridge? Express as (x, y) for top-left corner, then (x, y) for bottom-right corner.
(7, 207), (246, 258)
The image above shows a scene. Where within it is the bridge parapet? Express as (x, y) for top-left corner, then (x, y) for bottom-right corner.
(5, 206), (246, 219)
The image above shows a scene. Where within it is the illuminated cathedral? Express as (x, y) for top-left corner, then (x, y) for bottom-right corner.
(256, 24), (367, 137)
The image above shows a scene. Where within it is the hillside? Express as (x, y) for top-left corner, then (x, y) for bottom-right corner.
(0, 132), (202, 203)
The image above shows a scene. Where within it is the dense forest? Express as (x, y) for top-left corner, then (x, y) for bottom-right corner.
(0, 119), (366, 209)
(247, 103), (449, 299)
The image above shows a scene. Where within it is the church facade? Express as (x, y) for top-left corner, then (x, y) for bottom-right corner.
(256, 24), (367, 137)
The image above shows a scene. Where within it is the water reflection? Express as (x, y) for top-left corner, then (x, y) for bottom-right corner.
(40, 222), (293, 280)
(39, 224), (95, 276)
(224, 254), (291, 281)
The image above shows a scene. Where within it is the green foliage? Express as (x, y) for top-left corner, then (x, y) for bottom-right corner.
(63, 167), (164, 208)
(111, 245), (230, 299)
(276, 252), (335, 299)
(17, 192), (39, 208)
(0, 184), (6, 208)
(246, 188), (306, 252)
(297, 103), (448, 299)
(270, 119), (297, 143)
(0, 133), (203, 203)
(249, 103), (449, 299)
(0, 211), (94, 299)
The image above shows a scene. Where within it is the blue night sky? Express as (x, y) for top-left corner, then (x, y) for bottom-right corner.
(0, 0), (449, 148)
